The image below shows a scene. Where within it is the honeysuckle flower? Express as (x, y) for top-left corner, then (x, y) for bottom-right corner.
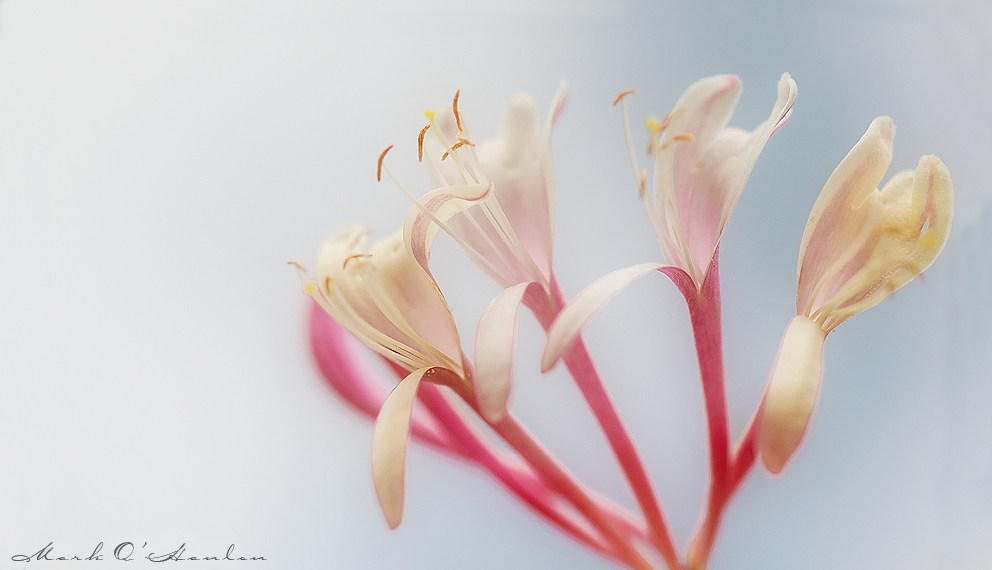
(541, 74), (797, 370)
(385, 86), (567, 423)
(298, 225), (468, 528)
(642, 72), (797, 286)
(759, 116), (954, 474)
(407, 85), (568, 291)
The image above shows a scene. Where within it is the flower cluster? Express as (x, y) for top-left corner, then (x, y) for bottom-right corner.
(298, 76), (953, 569)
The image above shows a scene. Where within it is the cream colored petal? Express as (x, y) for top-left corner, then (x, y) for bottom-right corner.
(798, 116), (895, 314)
(759, 315), (827, 475)
(473, 282), (541, 423)
(370, 232), (463, 370)
(821, 155), (953, 327)
(541, 263), (665, 372)
(371, 367), (428, 529)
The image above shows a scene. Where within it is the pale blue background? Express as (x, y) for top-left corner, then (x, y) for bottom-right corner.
(0, 1), (989, 568)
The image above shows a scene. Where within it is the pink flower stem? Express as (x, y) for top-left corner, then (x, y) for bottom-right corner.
(666, 253), (734, 570)
(490, 411), (658, 570)
(416, 358), (654, 570)
(414, 382), (616, 559)
(524, 275), (682, 570)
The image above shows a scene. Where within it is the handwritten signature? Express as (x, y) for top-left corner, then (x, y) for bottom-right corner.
(11, 542), (266, 563)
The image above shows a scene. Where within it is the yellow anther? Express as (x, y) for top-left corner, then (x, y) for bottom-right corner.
(456, 135), (475, 147)
(377, 144), (394, 182)
(613, 88), (637, 106)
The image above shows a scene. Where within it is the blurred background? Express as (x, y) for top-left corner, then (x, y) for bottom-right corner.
(0, 0), (989, 568)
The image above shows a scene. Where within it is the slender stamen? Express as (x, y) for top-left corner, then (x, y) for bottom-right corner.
(425, 113), (478, 185)
(314, 279), (426, 370)
(356, 261), (463, 373)
(382, 165), (515, 285)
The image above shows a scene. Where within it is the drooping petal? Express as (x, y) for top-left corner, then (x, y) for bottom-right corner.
(797, 116), (895, 315)
(474, 281), (543, 423)
(541, 263), (665, 372)
(758, 315), (827, 474)
(309, 303), (456, 453)
(371, 367), (430, 529)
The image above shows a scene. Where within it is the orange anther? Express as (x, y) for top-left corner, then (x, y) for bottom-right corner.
(452, 89), (464, 135)
(377, 144), (394, 182)
(613, 88), (637, 106)
(417, 124), (431, 163)
(343, 253), (371, 269)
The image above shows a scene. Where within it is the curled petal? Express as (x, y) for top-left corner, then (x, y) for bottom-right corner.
(371, 367), (429, 529)
(541, 263), (665, 372)
(401, 183), (493, 279)
(474, 282), (543, 423)
(370, 366), (460, 528)
(758, 316), (827, 474)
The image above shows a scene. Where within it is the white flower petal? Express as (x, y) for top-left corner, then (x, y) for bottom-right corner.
(541, 263), (665, 372)
(371, 367), (430, 529)
(758, 316), (827, 475)
(473, 282), (541, 423)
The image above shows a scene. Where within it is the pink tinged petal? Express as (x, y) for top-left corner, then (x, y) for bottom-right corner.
(758, 315), (827, 475)
(673, 73), (798, 280)
(371, 367), (431, 529)
(651, 75), (741, 279)
(401, 183), (493, 279)
(473, 282), (543, 423)
(475, 82), (568, 284)
(541, 263), (665, 372)
(798, 116), (895, 314)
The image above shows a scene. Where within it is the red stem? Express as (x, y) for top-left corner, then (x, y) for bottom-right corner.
(415, 383), (617, 559)
(525, 276), (682, 570)
(664, 253), (740, 570)
(490, 412), (657, 570)
(420, 358), (654, 570)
